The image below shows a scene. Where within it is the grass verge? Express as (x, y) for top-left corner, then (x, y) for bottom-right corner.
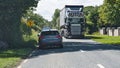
(86, 35), (120, 45)
(0, 48), (33, 68)
(0, 28), (38, 68)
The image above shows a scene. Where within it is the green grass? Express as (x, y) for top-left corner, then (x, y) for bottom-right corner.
(0, 29), (38, 68)
(86, 35), (120, 45)
(0, 48), (33, 68)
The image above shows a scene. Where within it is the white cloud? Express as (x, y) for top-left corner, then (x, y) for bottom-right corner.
(35, 0), (104, 21)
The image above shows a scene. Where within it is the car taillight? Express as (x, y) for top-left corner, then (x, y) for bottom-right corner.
(56, 35), (62, 38)
(39, 36), (44, 39)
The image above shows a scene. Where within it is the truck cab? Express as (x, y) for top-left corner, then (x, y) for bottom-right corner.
(60, 5), (85, 38)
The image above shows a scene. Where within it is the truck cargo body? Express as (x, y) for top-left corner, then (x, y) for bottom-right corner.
(60, 5), (85, 38)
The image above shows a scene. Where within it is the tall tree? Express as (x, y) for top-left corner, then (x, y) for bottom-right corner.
(0, 0), (39, 46)
(98, 0), (120, 27)
(84, 6), (99, 34)
(51, 9), (60, 29)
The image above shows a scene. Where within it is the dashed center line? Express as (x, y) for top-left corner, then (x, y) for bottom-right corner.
(97, 64), (105, 68)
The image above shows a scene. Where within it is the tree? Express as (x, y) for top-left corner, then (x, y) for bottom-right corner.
(0, 0), (39, 46)
(22, 10), (50, 32)
(51, 9), (60, 29)
(98, 0), (120, 27)
(84, 6), (99, 34)
(84, 6), (94, 17)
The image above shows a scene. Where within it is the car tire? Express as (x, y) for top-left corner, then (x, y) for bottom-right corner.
(38, 44), (44, 49)
(38, 46), (42, 49)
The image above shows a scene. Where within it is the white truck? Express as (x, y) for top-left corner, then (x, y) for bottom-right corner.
(60, 5), (85, 38)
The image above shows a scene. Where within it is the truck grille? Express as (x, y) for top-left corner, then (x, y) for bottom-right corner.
(71, 24), (81, 35)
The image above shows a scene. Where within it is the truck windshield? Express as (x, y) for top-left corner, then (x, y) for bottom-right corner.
(67, 18), (84, 24)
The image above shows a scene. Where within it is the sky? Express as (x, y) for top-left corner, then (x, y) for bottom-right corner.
(35, 0), (104, 21)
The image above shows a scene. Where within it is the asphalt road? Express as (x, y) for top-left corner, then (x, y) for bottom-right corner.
(18, 38), (120, 68)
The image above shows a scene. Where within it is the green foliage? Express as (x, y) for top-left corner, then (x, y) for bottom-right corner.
(51, 9), (60, 29)
(0, 0), (39, 47)
(0, 48), (33, 68)
(92, 32), (100, 35)
(21, 22), (32, 36)
(23, 10), (50, 31)
(21, 10), (50, 48)
(88, 35), (120, 45)
(85, 22), (94, 34)
(84, 6), (94, 17)
(84, 6), (99, 34)
(98, 0), (120, 27)
(85, 0), (120, 34)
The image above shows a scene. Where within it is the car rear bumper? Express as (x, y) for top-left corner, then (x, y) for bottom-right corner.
(39, 41), (63, 48)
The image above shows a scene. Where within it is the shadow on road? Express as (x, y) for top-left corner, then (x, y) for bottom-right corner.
(67, 35), (103, 39)
(29, 41), (120, 59)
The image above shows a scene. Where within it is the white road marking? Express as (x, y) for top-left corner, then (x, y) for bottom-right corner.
(80, 50), (85, 52)
(17, 59), (28, 68)
(97, 64), (105, 68)
(17, 66), (21, 68)
(23, 59), (28, 63)
(17, 50), (35, 68)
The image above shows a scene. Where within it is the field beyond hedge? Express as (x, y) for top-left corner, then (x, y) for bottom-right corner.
(87, 35), (120, 45)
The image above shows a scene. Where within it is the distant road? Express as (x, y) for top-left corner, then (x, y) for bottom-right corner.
(18, 38), (120, 68)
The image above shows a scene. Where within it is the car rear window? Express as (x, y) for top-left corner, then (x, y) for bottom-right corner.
(41, 31), (59, 36)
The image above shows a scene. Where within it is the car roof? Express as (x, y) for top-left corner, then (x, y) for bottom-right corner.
(50, 29), (58, 31)
(41, 29), (58, 32)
